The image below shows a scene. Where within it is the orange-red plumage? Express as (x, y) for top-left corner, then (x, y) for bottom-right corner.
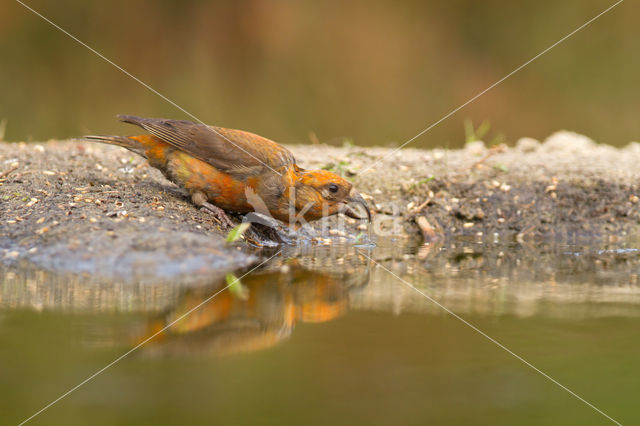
(84, 116), (370, 226)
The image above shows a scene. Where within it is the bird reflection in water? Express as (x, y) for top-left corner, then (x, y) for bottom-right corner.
(136, 259), (370, 357)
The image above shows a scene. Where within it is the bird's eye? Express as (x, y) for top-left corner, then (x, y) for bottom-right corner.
(328, 183), (339, 193)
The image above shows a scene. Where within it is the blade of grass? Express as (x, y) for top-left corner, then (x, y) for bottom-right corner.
(226, 222), (251, 243)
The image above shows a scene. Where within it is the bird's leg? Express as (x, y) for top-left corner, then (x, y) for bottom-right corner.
(201, 202), (235, 228)
(191, 191), (234, 228)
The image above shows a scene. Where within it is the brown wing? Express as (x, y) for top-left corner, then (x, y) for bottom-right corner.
(118, 115), (296, 176)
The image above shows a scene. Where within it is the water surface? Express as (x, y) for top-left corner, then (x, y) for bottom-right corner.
(2, 237), (639, 425)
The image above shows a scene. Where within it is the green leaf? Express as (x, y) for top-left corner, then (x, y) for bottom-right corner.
(226, 273), (249, 299)
(464, 118), (492, 142)
(226, 222), (251, 243)
(464, 119), (473, 143)
(475, 120), (491, 140)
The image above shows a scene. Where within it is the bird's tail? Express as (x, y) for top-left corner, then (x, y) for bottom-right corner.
(79, 135), (147, 156)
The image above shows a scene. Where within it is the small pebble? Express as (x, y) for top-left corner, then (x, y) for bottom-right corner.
(4, 251), (20, 259)
(36, 227), (49, 234)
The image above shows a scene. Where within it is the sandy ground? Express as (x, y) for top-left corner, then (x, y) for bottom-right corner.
(0, 140), (258, 283)
(2, 131), (640, 278)
(292, 131), (640, 241)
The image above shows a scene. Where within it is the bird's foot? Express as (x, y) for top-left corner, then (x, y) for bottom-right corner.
(200, 202), (235, 229)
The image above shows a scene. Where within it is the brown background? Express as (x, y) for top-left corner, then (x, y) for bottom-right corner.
(1, 0), (637, 147)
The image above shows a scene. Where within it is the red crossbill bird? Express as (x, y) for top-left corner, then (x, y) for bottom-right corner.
(83, 115), (371, 227)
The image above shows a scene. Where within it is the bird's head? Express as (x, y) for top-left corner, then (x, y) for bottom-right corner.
(292, 168), (371, 223)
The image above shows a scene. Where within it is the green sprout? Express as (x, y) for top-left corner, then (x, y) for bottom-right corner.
(464, 119), (507, 146)
(409, 176), (435, 190)
(226, 222), (251, 243)
(464, 119), (492, 143)
(322, 160), (357, 177)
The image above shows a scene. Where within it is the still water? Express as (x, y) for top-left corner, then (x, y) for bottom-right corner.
(1, 237), (639, 425)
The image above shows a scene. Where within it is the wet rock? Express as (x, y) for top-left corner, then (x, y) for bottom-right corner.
(1, 227), (255, 284)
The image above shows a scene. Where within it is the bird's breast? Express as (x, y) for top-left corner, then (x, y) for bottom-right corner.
(166, 151), (256, 212)
(133, 135), (292, 216)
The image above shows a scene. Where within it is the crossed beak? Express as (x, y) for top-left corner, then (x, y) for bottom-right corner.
(342, 189), (372, 222)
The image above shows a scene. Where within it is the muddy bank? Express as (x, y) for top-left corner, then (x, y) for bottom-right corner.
(1, 131), (640, 277)
(0, 141), (256, 283)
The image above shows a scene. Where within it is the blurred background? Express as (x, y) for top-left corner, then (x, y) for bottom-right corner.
(1, 0), (637, 148)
